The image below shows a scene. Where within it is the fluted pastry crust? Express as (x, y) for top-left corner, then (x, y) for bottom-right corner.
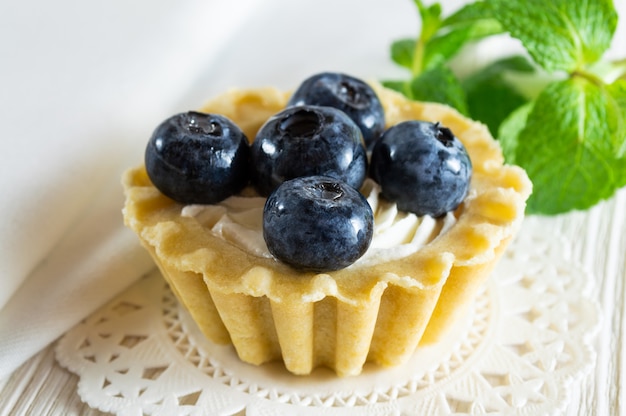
(122, 84), (532, 376)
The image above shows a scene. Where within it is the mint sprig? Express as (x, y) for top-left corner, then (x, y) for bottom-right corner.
(384, 0), (626, 215)
(383, 0), (502, 112)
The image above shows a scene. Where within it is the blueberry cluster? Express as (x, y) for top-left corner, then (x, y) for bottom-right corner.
(144, 72), (472, 272)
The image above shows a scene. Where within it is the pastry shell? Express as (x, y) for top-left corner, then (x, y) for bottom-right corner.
(122, 84), (532, 376)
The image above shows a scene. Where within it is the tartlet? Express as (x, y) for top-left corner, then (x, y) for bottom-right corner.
(122, 84), (532, 376)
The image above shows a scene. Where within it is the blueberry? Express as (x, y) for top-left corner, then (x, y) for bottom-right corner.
(251, 105), (368, 196)
(145, 111), (250, 204)
(370, 121), (472, 217)
(288, 72), (385, 149)
(263, 176), (374, 272)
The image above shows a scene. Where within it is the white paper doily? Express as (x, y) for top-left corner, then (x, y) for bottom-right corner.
(56, 224), (600, 416)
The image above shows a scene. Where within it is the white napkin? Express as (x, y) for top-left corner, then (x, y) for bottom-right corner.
(0, 0), (265, 379)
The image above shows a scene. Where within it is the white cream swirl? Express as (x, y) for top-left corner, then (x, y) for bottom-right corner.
(181, 179), (457, 268)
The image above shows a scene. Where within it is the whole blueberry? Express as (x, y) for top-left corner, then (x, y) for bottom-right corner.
(251, 105), (368, 196)
(263, 176), (374, 272)
(145, 111), (250, 204)
(287, 72), (385, 149)
(370, 121), (472, 217)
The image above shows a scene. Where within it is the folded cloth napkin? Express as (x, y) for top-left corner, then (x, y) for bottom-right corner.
(0, 178), (155, 379)
(0, 0), (264, 379)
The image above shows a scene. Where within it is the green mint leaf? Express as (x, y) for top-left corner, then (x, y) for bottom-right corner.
(606, 80), (626, 187)
(607, 80), (626, 157)
(390, 38), (416, 70)
(465, 79), (527, 137)
(497, 101), (534, 164)
(513, 78), (621, 214)
(478, 55), (535, 74)
(422, 1), (503, 71)
(463, 56), (534, 135)
(381, 80), (412, 97)
(423, 18), (503, 70)
(441, 1), (495, 26)
(617, 159), (626, 189)
(409, 65), (469, 114)
(382, 65), (468, 115)
(487, 0), (618, 73)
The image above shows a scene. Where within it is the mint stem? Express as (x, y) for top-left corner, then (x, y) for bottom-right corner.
(412, 0), (427, 76)
(412, 36), (426, 77)
(571, 69), (605, 88)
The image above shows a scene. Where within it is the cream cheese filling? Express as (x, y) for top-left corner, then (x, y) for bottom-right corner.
(181, 179), (457, 268)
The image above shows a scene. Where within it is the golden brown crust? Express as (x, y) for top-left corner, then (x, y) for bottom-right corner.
(122, 84), (532, 376)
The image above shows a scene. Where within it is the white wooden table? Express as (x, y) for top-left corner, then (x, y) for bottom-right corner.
(1, 187), (624, 416)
